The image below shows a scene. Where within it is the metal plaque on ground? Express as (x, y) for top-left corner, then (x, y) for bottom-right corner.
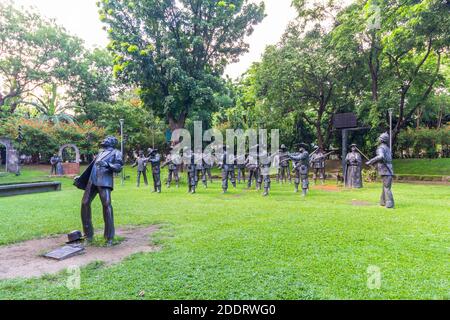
(44, 245), (85, 261)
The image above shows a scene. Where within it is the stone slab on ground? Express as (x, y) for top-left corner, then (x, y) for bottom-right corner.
(0, 225), (160, 280)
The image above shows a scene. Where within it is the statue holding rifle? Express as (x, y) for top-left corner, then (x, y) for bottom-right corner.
(289, 143), (310, 196)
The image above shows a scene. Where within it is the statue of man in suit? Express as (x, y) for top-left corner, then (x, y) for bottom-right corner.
(74, 136), (123, 246)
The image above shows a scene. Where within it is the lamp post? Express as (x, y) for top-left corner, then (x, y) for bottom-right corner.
(388, 108), (394, 152)
(119, 119), (124, 185)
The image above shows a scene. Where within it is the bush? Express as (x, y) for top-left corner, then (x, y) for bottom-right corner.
(397, 127), (449, 158)
(0, 118), (106, 163)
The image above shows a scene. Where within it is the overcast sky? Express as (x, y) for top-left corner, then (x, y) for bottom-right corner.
(11, 0), (298, 79)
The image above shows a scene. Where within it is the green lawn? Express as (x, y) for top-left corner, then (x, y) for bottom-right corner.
(0, 166), (448, 300)
(393, 158), (450, 176)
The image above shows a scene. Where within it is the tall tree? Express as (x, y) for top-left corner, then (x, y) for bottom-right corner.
(0, 2), (84, 113)
(98, 0), (265, 131)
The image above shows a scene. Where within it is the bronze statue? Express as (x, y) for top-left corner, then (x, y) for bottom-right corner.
(131, 150), (148, 187)
(366, 133), (395, 209)
(162, 148), (180, 188)
(309, 148), (326, 185)
(344, 144), (363, 188)
(219, 147), (236, 193)
(50, 154), (63, 176)
(147, 148), (162, 193)
(277, 144), (291, 184)
(289, 143), (310, 196)
(74, 136), (123, 246)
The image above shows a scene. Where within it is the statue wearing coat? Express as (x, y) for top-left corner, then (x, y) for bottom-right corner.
(344, 144), (363, 188)
(74, 136), (123, 246)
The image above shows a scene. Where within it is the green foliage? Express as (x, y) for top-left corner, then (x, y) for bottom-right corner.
(397, 127), (450, 158)
(0, 118), (105, 162)
(99, 0), (265, 130)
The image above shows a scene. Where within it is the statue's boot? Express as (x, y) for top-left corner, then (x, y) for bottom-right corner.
(263, 188), (269, 197)
(294, 185), (299, 193)
(302, 189), (307, 197)
(106, 239), (114, 247)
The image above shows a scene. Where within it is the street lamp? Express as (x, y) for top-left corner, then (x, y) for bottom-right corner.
(388, 108), (394, 152)
(119, 119), (125, 185)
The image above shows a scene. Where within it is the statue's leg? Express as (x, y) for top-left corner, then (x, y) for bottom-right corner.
(98, 187), (114, 243)
(302, 174), (309, 196)
(143, 170), (148, 186)
(287, 166), (291, 183)
(136, 171), (140, 187)
(380, 179), (386, 206)
(81, 182), (98, 241)
(321, 168), (325, 184)
(383, 176), (394, 209)
(175, 170), (180, 187)
(222, 170), (228, 192)
(294, 171), (300, 192)
(155, 170), (161, 192)
(167, 170), (172, 187)
(230, 170), (236, 188)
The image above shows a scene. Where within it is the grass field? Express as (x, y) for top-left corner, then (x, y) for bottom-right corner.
(0, 166), (448, 300)
(393, 158), (450, 176)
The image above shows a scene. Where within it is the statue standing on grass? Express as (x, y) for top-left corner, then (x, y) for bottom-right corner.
(74, 136), (123, 246)
(277, 144), (291, 184)
(245, 147), (260, 190)
(147, 148), (162, 193)
(310, 148), (326, 185)
(220, 146), (236, 193)
(289, 143), (310, 196)
(162, 148), (180, 188)
(366, 133), (395, 209)
(50, 154), (63, 176)
(344, 144), (363, 188)
(186, 149), (197, 194)
(131, 151), (148, 187)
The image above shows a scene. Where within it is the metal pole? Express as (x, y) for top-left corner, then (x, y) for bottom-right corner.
(342, 129), (348, 186)
(120, 119), (124, 185)
(388, 108), (393, 152)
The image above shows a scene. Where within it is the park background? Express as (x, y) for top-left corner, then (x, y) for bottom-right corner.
(0, 0), (449, 300)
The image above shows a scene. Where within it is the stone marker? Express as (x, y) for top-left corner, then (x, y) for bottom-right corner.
(44, 245), (85, 261)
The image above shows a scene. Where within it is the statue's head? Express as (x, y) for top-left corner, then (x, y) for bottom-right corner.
(350, 143), (357, 152)
(101, 136), (118, 148)
(299, 143), (308, 152)
(139, 150), (144, 156)
(378, 132), (389, 144)
(280, 144), (287, 151)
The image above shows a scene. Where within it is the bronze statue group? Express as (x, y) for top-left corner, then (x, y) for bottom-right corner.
(73, 133), (395, 245)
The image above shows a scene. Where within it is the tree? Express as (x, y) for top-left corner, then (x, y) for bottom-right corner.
(255, 23), (354, 149)
(330, 0), (450, 143)
(0, 2), (85, 113)
(98, 0), (265, 131)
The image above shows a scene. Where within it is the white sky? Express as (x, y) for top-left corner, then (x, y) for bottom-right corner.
(9, 0), (298, 79)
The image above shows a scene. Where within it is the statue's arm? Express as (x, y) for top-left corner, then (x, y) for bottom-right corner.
(107, 151), (124, 173)
(366, 147), (383, 165)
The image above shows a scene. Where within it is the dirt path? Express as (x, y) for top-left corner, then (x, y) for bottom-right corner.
(0, 225), (160, 280)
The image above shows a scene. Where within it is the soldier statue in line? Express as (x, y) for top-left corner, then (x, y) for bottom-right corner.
(277, 144), (291, 184)
(289, 143), (310, 196)
(344, 144), (363, 189)
(202, 152), (214, 184)
(194, 151), (207, 188)
(219, 146), (236, 193)
(147, 148), (162, 193)
(259, 151), (276, 197)
(236, 154), (247, 184)
(162, 147), (180, 188)
(245, 146), (261, 190)
(366, 133), (395, 209)
(74, 136), (123, 246)
(309, 147), (327, 185)
(131, 150), (148, 187)
(185, 148), (197, 194)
